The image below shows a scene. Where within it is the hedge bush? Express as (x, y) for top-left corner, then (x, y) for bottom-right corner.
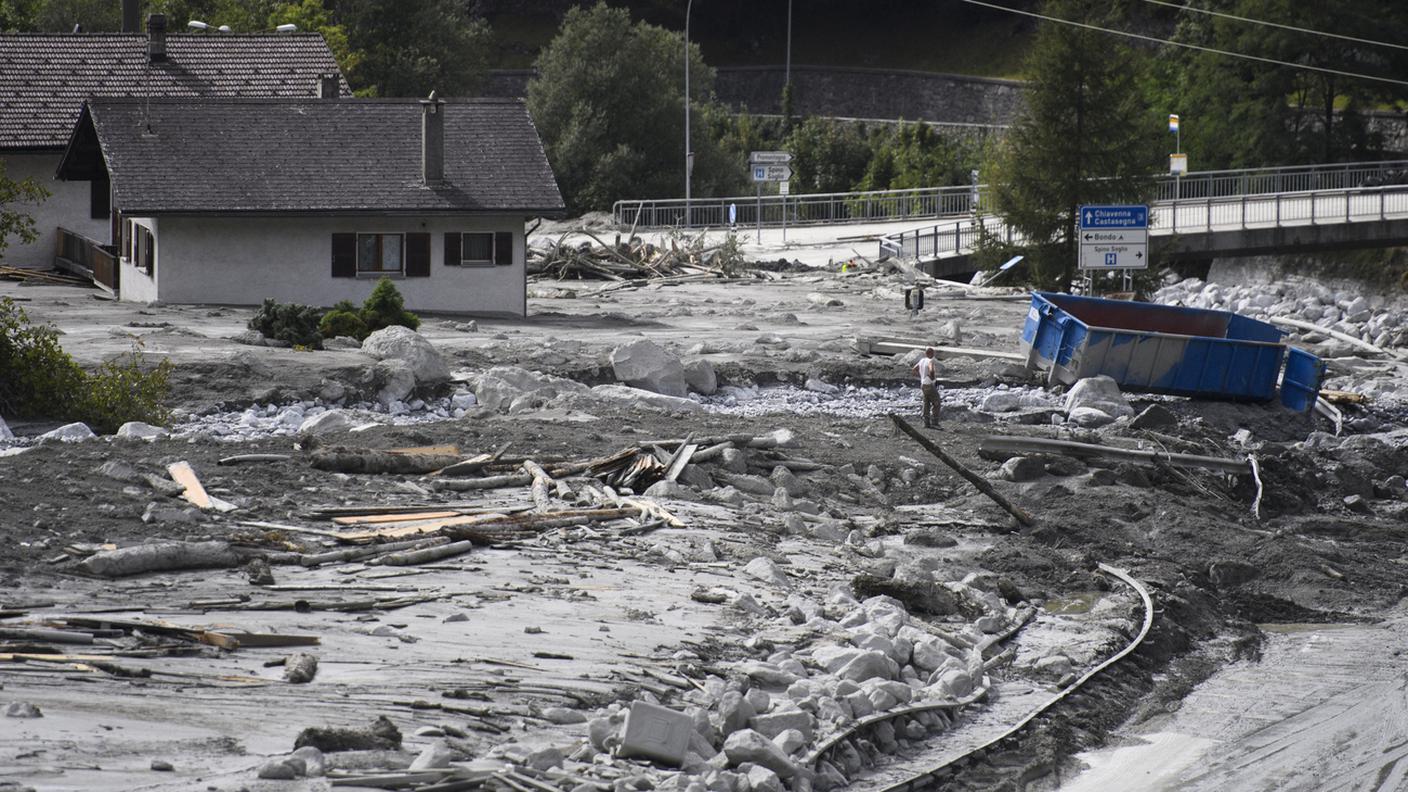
(317, 300), (369, 341)
(249, 298), (323, 348)
(360, 277), (420, 334)
(0, 297), (171, 434)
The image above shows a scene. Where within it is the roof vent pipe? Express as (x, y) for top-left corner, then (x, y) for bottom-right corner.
(420, 90), (445, 186)
(147, 14), (167, 62)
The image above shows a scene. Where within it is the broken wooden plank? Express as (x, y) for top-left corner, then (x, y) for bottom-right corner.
(891, 415), (1036, 528)
(664, 443), (698, 483)
(167, 461), (237, 512)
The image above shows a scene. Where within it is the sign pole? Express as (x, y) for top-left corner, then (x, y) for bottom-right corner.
(756, 181), (762, 239)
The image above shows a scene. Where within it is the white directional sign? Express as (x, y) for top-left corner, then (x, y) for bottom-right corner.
(1078, 204), (1149, 270)
(750, 150), (792, 165)
(752, 164), (793, 182)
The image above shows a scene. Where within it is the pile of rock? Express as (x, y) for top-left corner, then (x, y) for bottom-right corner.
(1154, 277), (1408, 351)
(555, 586), (1011, 792)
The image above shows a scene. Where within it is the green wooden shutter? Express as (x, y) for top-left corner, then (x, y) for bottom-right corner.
(443, 232), (461, 267)
(405, 232), (431, 277)
(331, 233), (356, 278)
(494, 231), (513, 266)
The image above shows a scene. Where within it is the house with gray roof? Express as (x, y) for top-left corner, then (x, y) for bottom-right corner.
(56, 95), (564, 315)
(0, 11), (347, 272)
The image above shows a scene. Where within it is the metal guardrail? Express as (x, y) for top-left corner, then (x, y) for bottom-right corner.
(877, 184), (1408, 264)
(613, 159), (1408, 230)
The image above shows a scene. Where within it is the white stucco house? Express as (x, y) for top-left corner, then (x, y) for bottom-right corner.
(55, 94), (564, 316)
(0, 11), (347, 274)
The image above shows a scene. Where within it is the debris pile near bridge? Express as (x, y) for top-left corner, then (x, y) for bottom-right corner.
(528, 229), (746, 281)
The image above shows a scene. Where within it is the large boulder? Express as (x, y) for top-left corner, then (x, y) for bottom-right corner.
(115, 421), (167, 441)
(470, 366), (589, 413)
(361, 326), (450, 385)
(298, 409), (355, 436)
(722, 730), (798, 779)
(372, 359), (417, 407)
(1064, 376), (1133, 418)
(683, 358), (717, 395)
(589, 384), (702, 413)
(610, 339), (688, 397)
(39, 422), (95, 442)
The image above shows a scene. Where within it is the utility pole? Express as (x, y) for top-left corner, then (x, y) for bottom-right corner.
(684, 0), (694, 228)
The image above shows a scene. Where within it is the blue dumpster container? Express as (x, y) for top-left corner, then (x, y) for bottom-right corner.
(1020, 291), (1322, 407)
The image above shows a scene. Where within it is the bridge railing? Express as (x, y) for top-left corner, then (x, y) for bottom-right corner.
(615, 159), (1408, 230)
(878, 184), (1408, 264)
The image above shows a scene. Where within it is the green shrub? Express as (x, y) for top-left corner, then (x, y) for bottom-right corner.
(249, 298), (324, 348)
(0, 297), (171, 434)
(319, 301), (370, 341)
(359, 277), (419, 333)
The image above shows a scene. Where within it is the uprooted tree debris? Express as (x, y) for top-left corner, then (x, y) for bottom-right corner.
(528, 229), (748, 281)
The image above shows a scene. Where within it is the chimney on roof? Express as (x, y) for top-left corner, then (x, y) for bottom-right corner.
(121, 0), (140, 32)
(420, 91), (445, 186)
(318, 75), (340, 99)
(147, 13), (167, 62)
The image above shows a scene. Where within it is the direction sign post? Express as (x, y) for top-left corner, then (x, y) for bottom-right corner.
(750, 150), (792, 165)
(1077, 204), (1149, 272)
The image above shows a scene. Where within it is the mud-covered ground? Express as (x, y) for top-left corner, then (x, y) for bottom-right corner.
(3, 269), (1408, 792)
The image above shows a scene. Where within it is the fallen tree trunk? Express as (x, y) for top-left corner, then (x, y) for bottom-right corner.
(77, 541), (243, 578)
(890, 415), (1036, 528)
(372, 540), (477, 566)
(1270, 315), (1402, 359)
(431, 472), (534, 492)
(978, 434), (1250, 475)
(310, 448), (463, 475)
(300, 537), (450, 567)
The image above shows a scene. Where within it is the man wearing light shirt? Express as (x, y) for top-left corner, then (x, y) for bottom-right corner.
(912, 347), (941, 428)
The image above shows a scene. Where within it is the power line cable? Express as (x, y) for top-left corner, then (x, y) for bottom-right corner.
(959, 0), (1408, 87)
(1138, 0), (1408, 52)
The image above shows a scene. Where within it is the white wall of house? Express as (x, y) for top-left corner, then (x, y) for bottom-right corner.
(118, 217), (159, 304)
(2, 152), (109, 268)
(142, 214), (527, 315)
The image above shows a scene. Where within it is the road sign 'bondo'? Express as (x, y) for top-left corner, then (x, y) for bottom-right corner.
(1078, 204), (1149, 270)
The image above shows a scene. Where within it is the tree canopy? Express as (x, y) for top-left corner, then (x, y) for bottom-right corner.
(987, 0), (1162, 289)
(527, 2), (742, 215)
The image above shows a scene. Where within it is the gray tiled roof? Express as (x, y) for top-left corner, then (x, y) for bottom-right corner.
(70, 98), (564, 216)
(0, 33), (347, 150)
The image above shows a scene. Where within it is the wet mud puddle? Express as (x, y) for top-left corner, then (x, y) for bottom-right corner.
(1056, 613), (1408, 791)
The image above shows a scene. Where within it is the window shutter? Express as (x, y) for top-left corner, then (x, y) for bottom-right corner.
(406, 232), (431, 277)
(494, 231), (513, 266)
(443, 232), (461, 267)
(331, 233), (356, 278)
(90, 173), (110, 219)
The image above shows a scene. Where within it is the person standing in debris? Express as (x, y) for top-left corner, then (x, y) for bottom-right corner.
(912, 347), (941, 427)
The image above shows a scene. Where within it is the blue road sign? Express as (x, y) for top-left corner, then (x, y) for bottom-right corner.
(1104, 252), (1117, 266)
(1079, 205), (1149, 230)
